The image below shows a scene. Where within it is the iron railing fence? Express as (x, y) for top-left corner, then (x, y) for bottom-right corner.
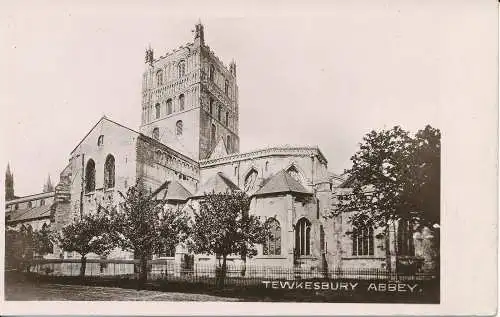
(25, 258), (438, 284)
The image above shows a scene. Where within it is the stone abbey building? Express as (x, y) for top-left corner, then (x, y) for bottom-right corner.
(5, 22), (436, 272)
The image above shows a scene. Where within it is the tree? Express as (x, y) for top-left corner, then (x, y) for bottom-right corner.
(56, 211), (114, 277)
(5, 227), (30, 270)
(335, 125), (440, 270)
(110, 182), (190, 288)
(32, 224), (54, 258)
(189, 191), (268, 287)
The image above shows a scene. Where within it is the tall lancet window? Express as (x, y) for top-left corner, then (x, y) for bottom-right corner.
(179, 94), (185, 111)
(295, 218), (311, 256)
(104, 155), (115, 190)
(85, 159), (96, 193)
(211, 123), (216, 144)
(152, 127), (159, 141)
(155, 103), (161, 119)
(178, 60), (186, 77)
(263, 218), (281, 255)
(176, 120), (183, 136)
(352, 226), (374, 256)
(166, 99), (173, 115)
(156, 70), (163, 86)
(243, 169), (258, 192)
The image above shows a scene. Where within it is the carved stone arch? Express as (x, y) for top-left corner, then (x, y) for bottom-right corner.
(243, 166), (259, 192)
(285, 161), (307, 184)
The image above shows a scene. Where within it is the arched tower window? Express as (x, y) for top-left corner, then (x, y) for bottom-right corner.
(97, 135), (104, 146)
(352, 226), (374, 256)
(152, 127), (159, 141)
(156, 70), (163, 86)
(166, 99), (172, 115)
(176, 120), (183, 136)
(179, 94), (185, 111)
(226, 135), (231, 152)
(397, 220), (415, 256)
(224, 80), (229, 95)
(209, 98), (214, 115)
(85, 159), (96, 193)
(155, 103), (161, 119)
(243, 169), (258, 192)
(104, 155), (115, 190)
(287, 165), (303, 184)
(209, 64), (215, 81)
(217, 106), (222, 121)
(211, 123), (216, 144)
(263, 218), (281, 255)
(225, 112), (229, 126)
(295, 218), (311, 256)
(178, 60), (186, 77)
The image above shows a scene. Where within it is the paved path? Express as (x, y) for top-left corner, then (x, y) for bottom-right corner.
(6, 282), (242, 301)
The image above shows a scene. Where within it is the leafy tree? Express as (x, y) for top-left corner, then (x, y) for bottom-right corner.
(335, 125), (440, 270)
(55, 211), (114, 277)
(189, 191), (268, 287)
(110, 182), (190, 288)
(5, 227), (31, 270)
(32, 224), (54, 258)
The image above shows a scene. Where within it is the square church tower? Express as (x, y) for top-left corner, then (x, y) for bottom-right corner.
(140, 22), (240, 160)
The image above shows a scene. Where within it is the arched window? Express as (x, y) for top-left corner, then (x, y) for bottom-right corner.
(265, 161), (269, 171)
(295, 218), (311, 256)
(176, 120), (183, 136)
(397, 220), (415, 256)
(155, 103), (161, 119)
(263, 218), (281, 255)
(104, 155), (115, 190)
(209, 64), (215, 81)
(178, 60), (186, 77)
(243, 169), (258, 192)
(97, 135), (104, 146)
(226, 135), (231, 152)
(179, 94), (185, 111)
(152, 127), (159, 141)
(40, 199), (45, 206)
(209, 98), (214, 115)
(156, 70), (163, 86)
(85, 159), (96, 193)
(166, 99), (173, 115)
(352, 226), (374, 256)
(211, 123), (216, 143)
(217, 107), (222, 121)
(27, 201), (32, 208)
(287, 165), (303, 184)
(225, 112), (229, 126)
(224, 80), (229, 95)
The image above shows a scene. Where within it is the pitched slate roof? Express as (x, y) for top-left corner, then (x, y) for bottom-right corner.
(253, 169), (311, 197)
(152, 180), (192, 202)
(6, 204), (53, 224)
(192, 172), (240, 197)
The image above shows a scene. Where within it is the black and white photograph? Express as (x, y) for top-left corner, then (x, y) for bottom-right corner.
(1, 1), (497, 315)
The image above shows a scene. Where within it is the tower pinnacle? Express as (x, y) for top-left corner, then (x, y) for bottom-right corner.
(5, 163), (15, 200)
(194, 20), (204, 45)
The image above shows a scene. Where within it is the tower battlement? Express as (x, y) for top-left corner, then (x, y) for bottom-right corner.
(139, 22), (240, 161)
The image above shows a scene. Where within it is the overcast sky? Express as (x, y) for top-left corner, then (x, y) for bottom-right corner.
(0, 1), (495, 196)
